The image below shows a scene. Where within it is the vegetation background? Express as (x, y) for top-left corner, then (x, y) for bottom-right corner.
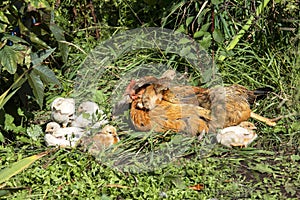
(0, 0), (299, 199)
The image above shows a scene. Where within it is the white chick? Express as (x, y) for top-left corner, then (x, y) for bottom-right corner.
(45, 122), (84, 147)
(216, 121), (258, 148)
(71, 101), (108, 128)
(80, 125), (119, 154)
(44, 134), (75, 147)
(51, 97), (75, 128)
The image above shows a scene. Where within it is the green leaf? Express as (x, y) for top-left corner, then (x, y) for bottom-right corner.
(200, 23), (211, 32)
(185, 16), (194, 27)
(178, 38), (191, 45)
(176, 24), (186, 34)
(213, 29), (225, 43)
(291, 154), (300, 162)
(193, 31), (206, 38)
(31, 48), (56, 66)
(0, 12), (9, 32)
(199, 34), (212, 49)
(0, 132), (4, 142)
(27, 71), (45, 108)
(26, 124), (43, 141)
(211, 0), (223, 5)
(251, 163), (274, 174)
(50, 21), (69, 63)
(0, 152), (48, 185)
(33, 65), (61, 87)
(2, 34), (29, 45)
(0, 46), (18, 74)
(4, 114), (25, 133)
(24, 0), (50, 9)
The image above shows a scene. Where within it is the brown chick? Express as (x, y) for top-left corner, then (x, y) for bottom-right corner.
(80, 125), (119, 154)
(126, 77), (276, 130)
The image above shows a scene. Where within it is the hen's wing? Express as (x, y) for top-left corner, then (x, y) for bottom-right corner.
(130, 99), (211, 136)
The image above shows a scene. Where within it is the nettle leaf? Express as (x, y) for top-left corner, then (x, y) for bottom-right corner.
(31, 48), (56, 66)
(0, 45), (23, 74)
(28, 71), (45, 108)
(26, 124), (43, 141)
(33, 65), (61, 87)
(4, 114), (25, 133)
(2, 34), (29, 45)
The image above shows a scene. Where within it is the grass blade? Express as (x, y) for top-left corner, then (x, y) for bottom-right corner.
(0, 151), (48, 186)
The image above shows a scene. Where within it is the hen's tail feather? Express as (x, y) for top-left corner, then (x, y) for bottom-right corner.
(248, 87), (273, 103)
(253, 87), (273, 96)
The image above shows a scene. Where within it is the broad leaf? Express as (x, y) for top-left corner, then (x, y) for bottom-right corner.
(33, 65), (61, 87)
(185, 16), (194, 27)
(31, 48), (56, 66)
(0, 46), (19, 74)
(213, 29), (225, 43)
(0, 152), (48, 185)
(4, 114), (25, 133)
(2, 34), (29, 45)
(50, 21), (69, 63)
(199, 34), (212, 49)
(27, 71), (45, 108)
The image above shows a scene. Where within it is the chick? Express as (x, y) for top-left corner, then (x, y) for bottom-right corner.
(80, 125), (119, 154)
(71, 101), (108, 128)
(216, 121), (258, 148)
(45, 122), (84, 147)
(51, 97), (75, 128)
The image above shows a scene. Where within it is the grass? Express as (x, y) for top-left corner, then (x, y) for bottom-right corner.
(1, 2), (300, 197)
(1, 42), (299, 199)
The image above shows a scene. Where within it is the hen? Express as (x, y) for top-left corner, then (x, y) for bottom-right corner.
(126, 76), (276, 131)
(128, 84), (211, 136)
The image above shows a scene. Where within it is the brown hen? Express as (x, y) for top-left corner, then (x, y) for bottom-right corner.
(126, 76), (276, 132)
(129, 84), (211, 136)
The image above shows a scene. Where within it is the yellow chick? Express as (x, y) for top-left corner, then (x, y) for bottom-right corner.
(80, 125), (120, 154)
(216, 121), (258, 148)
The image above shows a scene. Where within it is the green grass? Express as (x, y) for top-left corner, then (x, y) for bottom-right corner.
(1, 144), (299, 199)
(1, 44), (299, 199)
(1, 1), (299, 199)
